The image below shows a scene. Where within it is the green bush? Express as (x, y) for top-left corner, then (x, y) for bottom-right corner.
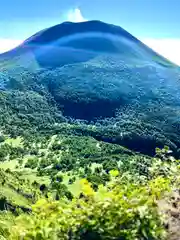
(8, 171), (170, 240)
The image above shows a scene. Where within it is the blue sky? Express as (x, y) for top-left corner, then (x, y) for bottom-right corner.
(1, 0), (180, 64)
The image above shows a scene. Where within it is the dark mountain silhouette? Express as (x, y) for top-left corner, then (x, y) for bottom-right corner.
(0, 20), (175, 68)
(0, 20), (180, 156)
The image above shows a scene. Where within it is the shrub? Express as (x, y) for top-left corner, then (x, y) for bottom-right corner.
(9, 173), (168, 240)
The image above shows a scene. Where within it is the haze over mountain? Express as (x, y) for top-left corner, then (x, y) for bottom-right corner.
(0, 20), (176, 68)
(0, 20), (180, 156)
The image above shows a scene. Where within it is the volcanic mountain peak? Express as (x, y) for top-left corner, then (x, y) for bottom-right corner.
(23, 20), (133, 45)
(0, 20), (179, 155)
(0, 20), (175, 69)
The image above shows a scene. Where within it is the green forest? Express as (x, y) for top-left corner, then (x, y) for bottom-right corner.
(0, 130), (180, 239)
(1, 19), (180, 240)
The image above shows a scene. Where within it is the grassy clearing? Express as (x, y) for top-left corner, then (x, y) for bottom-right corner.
(0, 186), (31, 207)
(4, 137), (23, 147)
(19, 171), (50, 185)
(0, 160), (18, 170)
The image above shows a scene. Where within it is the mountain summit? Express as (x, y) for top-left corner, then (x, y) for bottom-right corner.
(0, 20), (175, 68)
(0, 21), (180, 155)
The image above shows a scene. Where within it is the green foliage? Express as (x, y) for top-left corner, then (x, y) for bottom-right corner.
(0, 169), (42, 212)
(0, 135), (5, 143)
(7, 174), (169, 240)
(0, 90), (63, 137)
(25, 157), (38, 169)
(0, 131), (178, 240)
(0, 22), (180, 238)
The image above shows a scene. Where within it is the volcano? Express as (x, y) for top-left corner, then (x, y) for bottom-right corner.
(0, 20), (180, 155)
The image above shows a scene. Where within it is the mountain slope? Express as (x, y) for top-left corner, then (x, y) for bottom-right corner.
(1, 21), (180, 240)
(0, 20), (180, 155)
(0, 20), (175, 68)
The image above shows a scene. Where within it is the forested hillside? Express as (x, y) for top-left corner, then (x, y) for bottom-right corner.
(0, 20), (180, 239)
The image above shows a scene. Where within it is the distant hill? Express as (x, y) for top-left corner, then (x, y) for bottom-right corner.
(0, 20), (180, 156)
